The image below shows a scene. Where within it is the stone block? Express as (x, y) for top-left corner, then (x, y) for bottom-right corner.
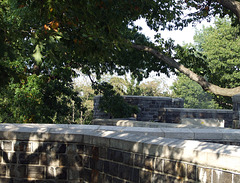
(90, 134), (112, 147)
(10, 164), (27, 178)
(3, 152), (17, 164)
(144, 156), (155, 170)
(102, 174), (112, 183)
(162, 128), (194, 139)
(0, 178), (13, 183)
(83, 155), (90, 168)
(2, 141), (13, 151)
(139, 169), (152, 183)
(40, 153), (47, 165)
(151, 173), (167, 183)
(56, 167), (68, 180)
(187, 164), (197, 181)
(94, 159), (104, 172)
(46, 166), (55, 179)
(154, 158), (163, 172)
(81, 168), (91, 182)
(121, 127), (164, 137)
(84, 145), (93, 155)
(27, 166), (44, 179)
(191, 128), (223, 140)
(47, 131), (84, 143)
(134, 153), (144, 167)
(70, 154), (83, 167)
(97, 126), (125, 131)
(68, 167), (81, 180)
(212, 169), (233, 183)
(181, 118), (225, 127)
(14, 141), (32, 152)
(76, 144), (85, 154)
(18, 153), (39, 164)
(108, 161), (119, 177)
(222, 129), (240, 140)
(197, 167), (212, 183)
(109, 133), (143, 152)
(90, 169), (99, 183)
(142, 137), (180, 157)
(164, 160), (186, 178)
(122, 151), (134, 166)
(131, 168), (140, 182)
(99, 147), (107, 159)
(107, 149), (123, 162)
(38, 143), (66, 153)
(118, 164), (133, 181)
(112, 177), (125, 183)
(233, 173), (240, 183)
(0, 165), (6, 176)
(59, 154), (68, 166)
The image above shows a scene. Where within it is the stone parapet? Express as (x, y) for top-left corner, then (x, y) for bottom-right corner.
(93, 95), (184, 121)
(0, 123), (240, 182)
(158, 108), (233, 128)
(93, 119), (240, 144)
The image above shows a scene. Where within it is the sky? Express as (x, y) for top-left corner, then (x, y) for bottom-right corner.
(135, 18), (214, 45)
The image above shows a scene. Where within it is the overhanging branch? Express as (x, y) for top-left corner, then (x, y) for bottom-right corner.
(217, 0), (240, 21)
(132, 43), (240, 97)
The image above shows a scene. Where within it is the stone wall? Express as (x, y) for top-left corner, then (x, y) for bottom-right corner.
(1, 123), (240, 182)
(92, 119), (240, 145)
(93, 95), (184, 121)
(158, 108), (234, 128)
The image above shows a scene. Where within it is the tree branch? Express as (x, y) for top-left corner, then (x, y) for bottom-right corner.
(217, 0), (240, 21)
(132, 43), (240, 97)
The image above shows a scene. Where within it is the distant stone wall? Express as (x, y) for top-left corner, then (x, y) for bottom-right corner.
(93, 95), (184, 121)
(158, 108), (234, 128)
(1, 123), (240, 182)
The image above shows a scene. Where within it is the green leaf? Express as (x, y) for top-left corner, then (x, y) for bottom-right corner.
(32, 44), (43, 64)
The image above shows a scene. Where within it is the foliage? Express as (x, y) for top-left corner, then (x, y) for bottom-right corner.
(139, 79), (171, 97)
(103, 74), (171, 97)
(93, 82), (139, 118)
(0, 0), (239, 122)
(171, 74), (220, 109)
(194, 17), (240, 88)
(74, 81), (95, 124)
(175, 16), (240, 108)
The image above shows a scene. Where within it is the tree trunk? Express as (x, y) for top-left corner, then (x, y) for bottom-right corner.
(132, 43), (240, 97)
(217, 0), (240, 21)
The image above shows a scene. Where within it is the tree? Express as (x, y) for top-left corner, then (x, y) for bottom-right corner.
(74, 82), (95, 124)
(1, 0), (240, 122)
(191, 16), (240, 108)
(171, 74), (220, 109)
(139, 79), (171, 97)
(131, 0), (240, 97)
(109, 76), (171, 97)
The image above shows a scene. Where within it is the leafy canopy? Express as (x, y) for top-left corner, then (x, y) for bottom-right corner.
(0, 0), (238, 122)
(171, 74), (220, 109)
(175, 16), (240, 108)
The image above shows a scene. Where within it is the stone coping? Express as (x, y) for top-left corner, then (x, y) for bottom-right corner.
(95, 95), (179, 101)
(1, 123), (240, 172)
(2, 122), (240, 142)
(159, 108), (233, 113)
(92, 118), (225, 128)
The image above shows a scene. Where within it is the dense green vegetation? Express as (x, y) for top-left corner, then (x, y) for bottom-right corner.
(1, 0), (240, 123)
(171, 74), (220, 109)
(173, 17), (240, 109)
